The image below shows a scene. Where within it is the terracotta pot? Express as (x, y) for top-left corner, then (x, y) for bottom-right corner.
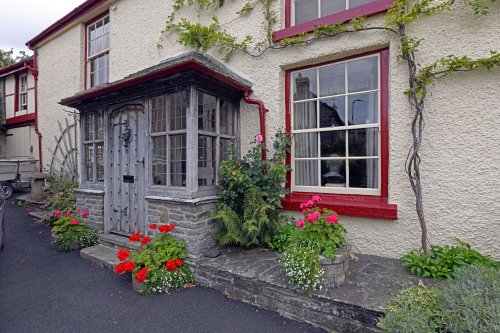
(319, 245), (351, 288)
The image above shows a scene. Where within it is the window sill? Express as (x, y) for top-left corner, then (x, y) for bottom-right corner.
(273, 0), (393, 42)
(281, 192), (397, 220)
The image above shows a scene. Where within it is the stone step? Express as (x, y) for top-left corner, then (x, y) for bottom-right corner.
(28, 210), (47, 220)
(192, 250), (383, 333)
(99, 233), (140, 251)
(81, 244), (120, 270)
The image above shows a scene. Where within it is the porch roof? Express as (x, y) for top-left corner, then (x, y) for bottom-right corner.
(60, 52), (253, 107)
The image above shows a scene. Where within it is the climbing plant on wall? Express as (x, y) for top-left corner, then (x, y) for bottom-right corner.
(161, 0), (500, 255)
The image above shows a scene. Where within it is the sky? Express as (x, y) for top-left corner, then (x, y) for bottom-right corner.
(0, 0), (86, 55)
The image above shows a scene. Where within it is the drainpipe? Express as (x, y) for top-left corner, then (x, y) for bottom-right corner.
(243, 90), (268, 160)
(26, 47), (43, 173)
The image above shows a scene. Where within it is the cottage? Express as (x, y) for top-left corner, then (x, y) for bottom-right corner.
(24, 0), (499, 259)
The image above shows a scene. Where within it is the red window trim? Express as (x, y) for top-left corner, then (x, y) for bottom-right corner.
(84, 10), (109, 89)
(274, 0), (393, 42)
(282, 48), (397, 220)
(6, 113), (36, 128)
(14, 73), (19, 112)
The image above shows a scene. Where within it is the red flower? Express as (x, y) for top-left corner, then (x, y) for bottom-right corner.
(166, 260), (177, 271)
(129, 233), (142, 242)
(175, 259), (183, 267)
(114, 262), (126, 274)
(135, 267), (150, 283)
(117, 248), (130, 261)
(169, 224), (175, 231)
(53, 210), (61, 218)
(123, 261), (135, 272)
(141, 236), (151, 245)
(64, 212), (74, 217)
(158, 225), (168, 234)
(149, 223), (158, 230)
(70, 219), (80, 225)
(81, 211), (90, 217)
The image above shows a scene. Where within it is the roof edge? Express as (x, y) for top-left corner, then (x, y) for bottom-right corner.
(0, 58), (33, 78)
(26, 0), (107, 48)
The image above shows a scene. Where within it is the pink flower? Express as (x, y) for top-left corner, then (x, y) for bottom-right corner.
(311, 195), (321, 202)
(326, 215), (339, 224)
(53, 210), (61, 218)
(81, 211), (89, 217)
(299, 203), (306, 209)
(295, 219), (305, 228)
(306, 211), (320, 223)
(306, 200), (315, 207)
(255, 134), (263, 143)
(76, 208), (81, 212)
(301, 209), (310, 214)
(70, 219), (80, 225)
(64, 212), (73, 217)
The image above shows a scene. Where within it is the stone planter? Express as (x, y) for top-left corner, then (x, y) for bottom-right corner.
(319, 245), (351, 288)
(51, 231), (82, 251)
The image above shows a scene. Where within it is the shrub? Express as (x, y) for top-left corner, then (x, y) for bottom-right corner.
(51, 209), (96, 251)
(402, 238), (499, 280)
(42, 175), (78, 221)
(114, 223), (195, 296)
(78, 227), (99, 247)
(268, 223), (297, 253)
(280, 245), (324, 294)
(378, 265), (500, 333)
(214, 131), (290, 247)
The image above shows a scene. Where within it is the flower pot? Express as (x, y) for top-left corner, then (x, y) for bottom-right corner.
(51, 231), (82, 251)
(319, 245), (351, 288)
(132, 277), (146, 294)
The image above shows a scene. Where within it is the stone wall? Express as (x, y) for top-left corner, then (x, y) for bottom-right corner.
(76, 189), (105, 231)
(145, 196), (220, 259)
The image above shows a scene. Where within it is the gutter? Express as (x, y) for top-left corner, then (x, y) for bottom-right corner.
(26, 47), (43, 173)
(243, 90), (268, 160)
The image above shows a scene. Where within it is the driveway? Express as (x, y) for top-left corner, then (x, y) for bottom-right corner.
(0, 197), (324, 333)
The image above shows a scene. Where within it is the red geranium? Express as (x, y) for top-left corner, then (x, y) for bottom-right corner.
(129, 233), (142, 242)
(64, 212), (74, 217)
(122, 261), (135, 272)
(158, 225), (168, 233)
(117, 248), (130, 261)
(165, 260), (177, 271)
(149, 223), (158, 230)
(135, 267), (150, 283)
(81, 211), (90, 217)
(141, 236), (151, 245)
(175, 259), (183, 267)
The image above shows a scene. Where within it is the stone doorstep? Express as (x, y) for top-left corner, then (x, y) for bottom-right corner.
(81, 244), (120, 270)
(99, 233), (141, 251)
(28, 210), (47, 220)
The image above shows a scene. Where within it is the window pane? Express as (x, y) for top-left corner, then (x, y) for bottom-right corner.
(90, 58), (97, 73)
(220, 138), (233, 163)
(293, 101), (317, 130)
(170, 134), (186, 187)
(152, 136), (167, 185)
(198, 91), (216, 132)
(348, 56), (378, 93)
(84, 113), (94, 141)
(319, 63), (345, 97)
(84, 144), (94, 181)
(293, 69), (317, 101)
(348, 128), (378, 157)
(220, 100), (236, 135)
(95, 111), (104, 140)
(170, 92), (186, 131)
(322, 0), (347, 16)
(103, 17), (109, 33)
(294, 0), (318, 25)
(294, 133), (318, 158)
(348, 92), (378, 125)
(349, 159), (378, 188)
(198, 136), (216, 186)
(295, 160), (318, 186)
(95, 36), (103, 54)
(321, 160), (346, 187)
(320, 131), (346, 157)
(349, 0), (376, 9)
(319, 97), (345, 127)
(95, 20), (103, 38)
(96, 143), (104, 182)
(151, 95), (167, 133)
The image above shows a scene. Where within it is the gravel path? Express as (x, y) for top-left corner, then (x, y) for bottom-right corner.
(0, 196), (324, 333)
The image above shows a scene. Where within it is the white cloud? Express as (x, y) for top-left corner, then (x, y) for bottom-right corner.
(0, 0), (86, 53)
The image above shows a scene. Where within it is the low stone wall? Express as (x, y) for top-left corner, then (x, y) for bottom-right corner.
(145, 196), (220, 259)
(75, 189), (105, 231)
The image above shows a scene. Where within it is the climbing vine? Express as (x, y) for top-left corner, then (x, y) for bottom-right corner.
(161, 0), (500, 255)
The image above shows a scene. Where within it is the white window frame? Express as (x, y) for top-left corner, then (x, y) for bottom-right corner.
(19, 74), (28, 110)
(87, 15), (110, 88)
(291, 0), (376, 25)
(290, 53), (382, 196)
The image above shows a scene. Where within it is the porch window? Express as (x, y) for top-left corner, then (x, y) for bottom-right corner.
(83, 110), (105, 182)
(87, 15), (110, 88)
(290, 53), (381, 195)
(19, 74), (28, 110)
(150, 88), (238, 189)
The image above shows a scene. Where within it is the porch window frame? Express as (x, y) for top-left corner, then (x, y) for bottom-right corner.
(82, 110), (105, 183)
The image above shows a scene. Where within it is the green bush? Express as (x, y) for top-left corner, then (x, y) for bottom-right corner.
(79, 228), (99, 247)
(42, 175), (78, 221)
(268, 223), (297, 252)
(379, 265), (500, 333)
(402, 238), (498, 280)
(214, 131), (290, 247)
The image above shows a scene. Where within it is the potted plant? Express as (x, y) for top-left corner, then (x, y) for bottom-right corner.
(51, 209), (98, 251)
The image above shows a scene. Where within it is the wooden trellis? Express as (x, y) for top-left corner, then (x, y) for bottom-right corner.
(50, 113), (78, 180)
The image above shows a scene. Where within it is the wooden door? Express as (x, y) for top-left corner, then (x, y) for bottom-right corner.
(109, 104), (146, 235)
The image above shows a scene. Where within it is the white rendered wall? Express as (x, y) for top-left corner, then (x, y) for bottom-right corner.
(35, 0), (500, 258)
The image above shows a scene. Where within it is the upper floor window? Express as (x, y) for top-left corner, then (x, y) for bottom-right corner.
(293, 0), (378, 25)
(87, 15), (109, 88)
(19, 74), (28, 110)
(289, 53), (382, 196)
